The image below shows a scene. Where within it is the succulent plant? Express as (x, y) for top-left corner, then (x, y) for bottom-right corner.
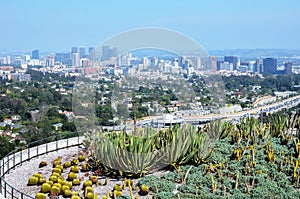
(63, 189), (72, 198)
(70, 165), (79, 173)
(78, 154), (86, 162)
(38, 178), (46, 185)
(53, 160), (61, 168)
(89, 175), (98, 184)
(81, 163), (91, 172)
(64, 161), (72, 168)
(27, 176), (39, 186)
(85, 192), (94, 199)
(65, 181), (73, 189)
(38, 161), (47, 168)
(35, 192), (46, 199)
(113, 183), (123, 191)
(50, 185), (61, 195)
(67, 172), (77, 181)
(71, 158), (79, 165)
(49, 175), (58, 183)
(72, 178), (81, 186)
(71, 195), (81, 199)
(62, 185), (70, 192)
(83, 180), (93, 188)
(40, 183), (51, 193)
(53, 167), (62, 175)
(113, 190), (122, 197)
(139, 184), (150, 196)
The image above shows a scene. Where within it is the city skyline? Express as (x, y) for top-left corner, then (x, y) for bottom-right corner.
(0, 0), (300, 51)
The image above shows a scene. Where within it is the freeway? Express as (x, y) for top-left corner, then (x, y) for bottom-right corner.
(103, 95), (300, 130)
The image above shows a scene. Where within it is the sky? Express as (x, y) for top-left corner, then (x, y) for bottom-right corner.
(0, 0), (300, 52)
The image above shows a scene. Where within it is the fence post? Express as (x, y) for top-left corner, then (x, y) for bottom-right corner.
(46, 142), (48, 154)
(28, 146), (30, 160)
(4, 182), (6, 198)
(13, 153), (15, 169)
(20, 150), (22, 166)
(0, 177), (2, 194)
(37, 145), (39, 157)
(11, 186), (14, 198)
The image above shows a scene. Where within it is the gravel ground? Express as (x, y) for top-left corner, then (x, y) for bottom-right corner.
(2, 146), (168, 199)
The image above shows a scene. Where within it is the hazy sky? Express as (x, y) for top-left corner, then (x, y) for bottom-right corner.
(0, 0), (300, 51)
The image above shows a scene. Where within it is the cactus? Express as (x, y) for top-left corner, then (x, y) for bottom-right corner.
(85, 192), (94, 199)
(38, 161), (47, 168)
(52, 172), (60, 177)
(64, 161), (71, 168)
(71, 158), (79, 165)
(28, 176), (39, 186)
(73, 178), (81, 186)
(71, 166), (79, 173)
(35, 193), (46, 199)
(46, 180), (53, 186)
(89, 176), (98, 184)
(49, 175), (58, 183)
(55, 164), (64, 171)
(50, 185), (61, 195)
(33, 173), (43, 179)
(62, 185), (70, 192)
(113, 190), (122, 197)
(71, 195), (81, 199)
(139, 184), (149, 196)
(53, 160), (61, 168)
(83, 180), (93, 188)
(81, 163), (91, 171)
(78, 154), (86, 162)
(68, 172), (77, 181)
(38, 178), (46, 185)
(113, 183), (123, 191)
(40, 183), (51, 193)
(65, 181), (73, 189)
(63, 189), (72, 198)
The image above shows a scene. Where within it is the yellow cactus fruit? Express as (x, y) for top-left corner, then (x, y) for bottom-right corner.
(35, 193), (46, 199)
(27, 176), (39, 186)
(40, 183), (51, 193)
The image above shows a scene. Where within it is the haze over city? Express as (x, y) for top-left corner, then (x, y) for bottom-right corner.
(0, 0), (300, 51)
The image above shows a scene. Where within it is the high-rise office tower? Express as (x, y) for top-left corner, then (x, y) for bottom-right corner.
(224, 56), (239, 70)
(72, 53), (80, 67)
(71, 47), (78, 54)
(32, 50), (39, 59)
(284, 62), (293, 75)
(263, 58), (277, 74)
(102, 46), (118, 61)
(79, 47), (86, 59)
(88, 47), (95, 54)
(209, 56), (217, 72)
(255, 59), (261, 74)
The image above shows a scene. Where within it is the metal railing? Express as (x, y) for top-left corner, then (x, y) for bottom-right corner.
(0, 131), (85, 199)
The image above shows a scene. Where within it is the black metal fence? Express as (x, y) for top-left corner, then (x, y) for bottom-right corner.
(0, 131), (85, 199)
